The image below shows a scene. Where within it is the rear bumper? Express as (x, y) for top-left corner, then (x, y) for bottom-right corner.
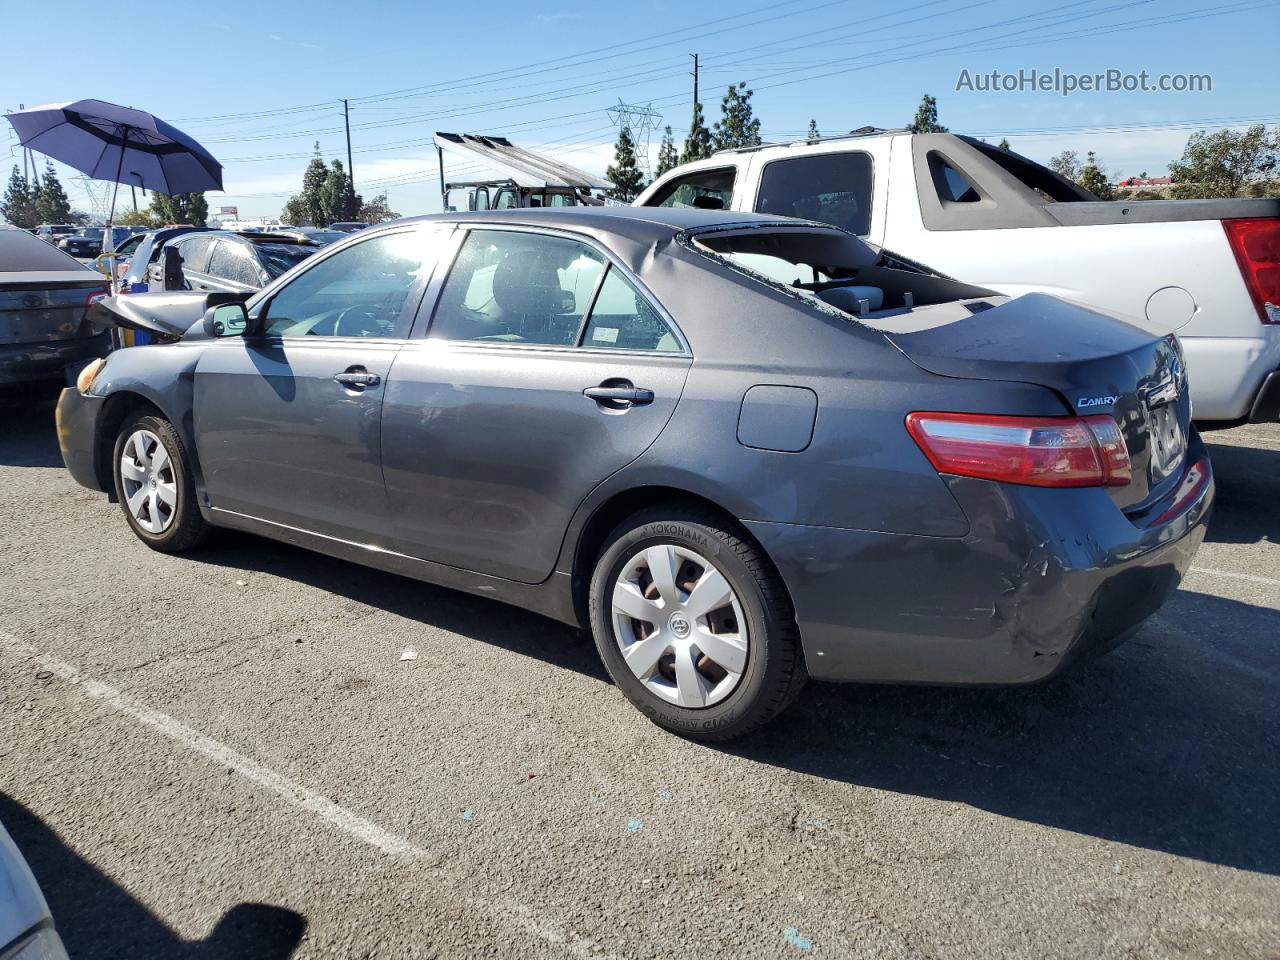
(1180, 328), (1280, 421)
(0, 333), (110, 385)
(55, 387), (108, 493)
(746, 433), (1214, 685)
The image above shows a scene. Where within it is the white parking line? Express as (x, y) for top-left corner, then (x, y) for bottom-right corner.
(3, 632), (624, 955)
(1189, 566), (1280, 589)
(0, 632), (425, 861)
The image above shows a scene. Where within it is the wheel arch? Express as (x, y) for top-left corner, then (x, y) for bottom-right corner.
(95, 390), (166, 496)
(565, 484), (794, 628)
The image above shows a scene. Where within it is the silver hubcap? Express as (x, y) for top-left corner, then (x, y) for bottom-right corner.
(120, 429), (177, 534)
(610, 544), (748, 709)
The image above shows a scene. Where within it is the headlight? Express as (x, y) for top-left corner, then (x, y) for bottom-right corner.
(10, 927), (70, 960)
(76, 357), (105, 394)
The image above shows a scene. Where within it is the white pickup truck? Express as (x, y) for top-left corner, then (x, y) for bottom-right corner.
(635, 131), (1280, 422)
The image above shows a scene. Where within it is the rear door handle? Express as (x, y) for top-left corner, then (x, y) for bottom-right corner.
(334, 370), (381, 388)
(583, 385), (654, 405)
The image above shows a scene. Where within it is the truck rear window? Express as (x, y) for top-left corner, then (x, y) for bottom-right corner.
(646, 168), (735, 210)
(756, 152), (874, 236)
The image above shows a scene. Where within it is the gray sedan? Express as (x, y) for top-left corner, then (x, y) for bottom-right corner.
(56, 208), (1213, 740)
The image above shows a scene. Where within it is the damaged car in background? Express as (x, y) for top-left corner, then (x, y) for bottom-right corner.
(63, 208), (1212, 741)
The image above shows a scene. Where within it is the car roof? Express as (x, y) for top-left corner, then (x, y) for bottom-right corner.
(372, 206), (824, 243)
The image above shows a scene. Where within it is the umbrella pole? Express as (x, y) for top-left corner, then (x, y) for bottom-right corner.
(102, 126), (129, 288)
(106, 126), (128, 250)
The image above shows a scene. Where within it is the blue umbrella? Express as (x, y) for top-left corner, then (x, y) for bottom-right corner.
(4, 99), (223, 249)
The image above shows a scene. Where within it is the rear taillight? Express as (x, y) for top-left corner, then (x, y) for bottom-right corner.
(1223, 218), (1280, 324)
(84, 288), (108, 307)
(905, 412), (1132, 488)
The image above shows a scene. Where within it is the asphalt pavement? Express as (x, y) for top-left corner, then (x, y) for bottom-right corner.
(1, 383), (1276, 959)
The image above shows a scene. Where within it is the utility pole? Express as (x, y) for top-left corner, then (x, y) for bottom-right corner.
(690, 54), (699, 110)
(342, 99), (354, 193)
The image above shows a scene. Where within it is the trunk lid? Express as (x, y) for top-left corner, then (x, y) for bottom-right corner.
(880, 292), (1191, 509)
(0, 273), (107, 345)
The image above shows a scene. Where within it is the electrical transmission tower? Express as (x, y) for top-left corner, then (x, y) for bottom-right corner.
(73, 175), (113, 223)
(606, 100), (662, 176)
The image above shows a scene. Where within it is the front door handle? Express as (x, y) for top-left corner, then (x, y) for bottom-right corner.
(584, 385), (654, 405)
(334, 369), (381, 388)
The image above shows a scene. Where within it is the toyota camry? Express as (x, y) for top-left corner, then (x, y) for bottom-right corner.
(57, 208), (1213, 740)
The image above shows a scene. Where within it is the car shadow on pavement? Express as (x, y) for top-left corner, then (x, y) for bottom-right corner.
(729, 587), (1280, 877)
(1202, 435), (1278, 544)
(191, 533), (611, 683)
(0, 386), (63, 469)
(0, 793), (305, 959)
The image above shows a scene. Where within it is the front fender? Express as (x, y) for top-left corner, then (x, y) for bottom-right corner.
(89, 342), (207, 502)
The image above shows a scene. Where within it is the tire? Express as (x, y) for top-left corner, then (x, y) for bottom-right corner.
(112, 410), (209, 553)
(588, 506), (806, 741)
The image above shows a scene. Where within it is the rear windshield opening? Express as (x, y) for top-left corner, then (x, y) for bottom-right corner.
(693, 228), (993, 316)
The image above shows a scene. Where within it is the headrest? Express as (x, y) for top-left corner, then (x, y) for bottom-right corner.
(491, 250), (563, 317)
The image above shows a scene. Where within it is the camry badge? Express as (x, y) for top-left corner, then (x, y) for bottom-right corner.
(1077, 395), (1120, 408)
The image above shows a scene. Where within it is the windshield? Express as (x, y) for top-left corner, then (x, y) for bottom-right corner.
(256, 243), (318, 279)
(79, 228), (103, 239)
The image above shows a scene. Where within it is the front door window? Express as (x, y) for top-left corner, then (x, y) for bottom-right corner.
(262, 229), (444, 339)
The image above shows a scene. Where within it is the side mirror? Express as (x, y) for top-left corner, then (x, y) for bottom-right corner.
(203, 301), (249, 338)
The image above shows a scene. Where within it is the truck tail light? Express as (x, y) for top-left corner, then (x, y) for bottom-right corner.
(905, 412), (1132, 488)
(1223, 218), (1280, 324)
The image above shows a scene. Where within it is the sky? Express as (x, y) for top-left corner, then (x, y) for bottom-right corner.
(2, 0), (1276, 221)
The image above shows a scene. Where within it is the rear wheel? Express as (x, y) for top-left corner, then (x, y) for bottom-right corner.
(589, 507), (806, 741)
(112, 411), (208, 553)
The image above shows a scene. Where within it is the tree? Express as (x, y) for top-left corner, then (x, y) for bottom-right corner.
(712, 82), (762, 151)
(1076, 151), (1114, 200)
(358, 193), (400, 224)
(1048, 149), (1081, 182)
(908, 94), (947, 134)
(149, 192), (208, 226)
(320, 159), (362, 224)
(605, 126), (646, 202)
(998, 137), (1011, 151)
(1, 166), (37, 228)
(280, 196), (308, 226)
(807, 119), (820, 143)
(655, 126), (679, 176)
(681, 102), (714, 163)
(33, 161), (72, 224)
(114, 207), (158, 228)
(300, 143), (330, 226)
(1169, 124), (1279, 199)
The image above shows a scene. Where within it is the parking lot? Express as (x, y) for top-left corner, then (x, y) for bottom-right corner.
(0, 383), (1276, 959)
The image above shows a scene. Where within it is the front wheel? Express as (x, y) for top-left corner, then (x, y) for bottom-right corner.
(112, 411), (209, 553)
(588, 507), (806, 741)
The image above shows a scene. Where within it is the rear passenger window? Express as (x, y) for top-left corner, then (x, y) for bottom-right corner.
(646, 167), (735, 210)
(582, 269), (681, 352)
(756, 152), (874, 236)
(208, 242), (263, 286)
(176, 236), (214, 273)
(431, 231), (604, 346)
